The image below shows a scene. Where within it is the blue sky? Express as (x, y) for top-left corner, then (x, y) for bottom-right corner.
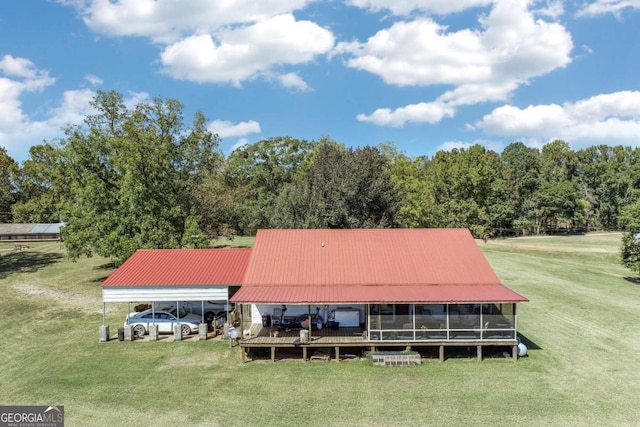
(1, 0), (639, 163)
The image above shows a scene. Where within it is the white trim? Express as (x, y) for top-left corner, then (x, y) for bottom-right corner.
(103, 286), (228, 302)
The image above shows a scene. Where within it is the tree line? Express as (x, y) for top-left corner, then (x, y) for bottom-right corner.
(2, 91), (640, 269)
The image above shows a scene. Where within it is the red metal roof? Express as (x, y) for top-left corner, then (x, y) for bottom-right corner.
(102, 248), (251, 287)
(232, 229), (527, 304)
(230, 285), (527, 304)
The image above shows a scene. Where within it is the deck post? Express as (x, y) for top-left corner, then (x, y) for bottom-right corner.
(271, 346), (276, 362)
(303, 346), (307, 362)
(512, 344), (518, 361)
(242, 347), (246, 363)
(405, 345), (411, 351)
(335, 346), (340, 362)
(439, 345), (444, 362)
(477, 345), (482, 361)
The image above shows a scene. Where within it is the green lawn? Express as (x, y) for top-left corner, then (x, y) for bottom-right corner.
(1, 233), (639, 426)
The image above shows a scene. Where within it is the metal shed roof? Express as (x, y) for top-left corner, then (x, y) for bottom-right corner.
(102, 248), (251, 287)
(231, 228), (527, 304)
(0, 223), (63, 234)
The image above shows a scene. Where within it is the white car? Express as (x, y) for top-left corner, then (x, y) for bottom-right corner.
(158, 300), (230, 324)
(125, 308), (202, 337)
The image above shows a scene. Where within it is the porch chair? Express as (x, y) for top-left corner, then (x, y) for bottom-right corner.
(272, 307), (283, 327)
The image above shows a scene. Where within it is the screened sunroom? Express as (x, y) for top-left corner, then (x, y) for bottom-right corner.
(367, 303), (517, 342)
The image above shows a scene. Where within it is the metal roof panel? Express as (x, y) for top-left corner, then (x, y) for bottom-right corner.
(244, 229), (502, 286)
(102, 248), (251, 287)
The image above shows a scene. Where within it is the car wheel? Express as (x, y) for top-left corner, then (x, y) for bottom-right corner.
(181, 324), (191, 336)
(204, 312), (215, 324)
(133, 325), (146, 337)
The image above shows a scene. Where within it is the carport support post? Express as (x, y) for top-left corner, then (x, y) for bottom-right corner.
(124, 302), (133, 341)
(99, 303), (109, 343)
(174, 301), (184, 341)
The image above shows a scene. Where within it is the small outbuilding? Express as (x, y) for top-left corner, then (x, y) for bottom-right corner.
(0, 223), (64, 241)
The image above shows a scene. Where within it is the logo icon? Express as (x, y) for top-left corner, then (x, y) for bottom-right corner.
(0, 405), (64, 426)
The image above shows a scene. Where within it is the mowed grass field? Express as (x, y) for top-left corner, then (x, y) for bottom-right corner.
(1, 233), (639, 426)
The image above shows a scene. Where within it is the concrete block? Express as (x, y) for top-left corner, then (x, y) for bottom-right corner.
(99, 325), (110, 343)
(124, 325), (133, 341)
(149, 324), (159, 341)
(199, 323), (208, 340)
(173, 324), (183, 341)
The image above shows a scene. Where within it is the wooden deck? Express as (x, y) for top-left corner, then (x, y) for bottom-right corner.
(240, 324), (365, 345)
(238, 324), (518, 363)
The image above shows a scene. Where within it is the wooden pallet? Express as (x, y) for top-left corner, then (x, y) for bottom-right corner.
(371, 351), (421, 367)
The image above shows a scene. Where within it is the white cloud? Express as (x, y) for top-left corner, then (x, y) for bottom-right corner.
(59, 1), (333, 87)
(535, 0), (565, 19)
(160, 14), (334, 85)
(436, 139), (506, 153)
(45, 89), (96, 128)
(0, 86), (94, 161)
(75, 0), (314, 43)
(231, 138), (250, 152)
(0, 56), (58, 156)
(276, 72), (311, 91)
(344, 0), (573, 127)
(357, 101), (454, 127)
(123, 91), (150, 110)
(475, 91), (640, 148)
(207, 119), (261, 138)
(0, 55), (55, 91)
(0, 56), (151, 161)
(347, 0), (492, 16)
(577, 0), (640, 17)
(85, 74), (103, 86)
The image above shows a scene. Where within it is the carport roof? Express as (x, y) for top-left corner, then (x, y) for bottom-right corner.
(102, 248), (251, 287)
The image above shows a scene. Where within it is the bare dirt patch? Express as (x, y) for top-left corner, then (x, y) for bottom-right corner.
(10, 283), (115, 314)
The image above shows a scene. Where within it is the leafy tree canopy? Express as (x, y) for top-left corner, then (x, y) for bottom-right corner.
(60, 90), (221, 264)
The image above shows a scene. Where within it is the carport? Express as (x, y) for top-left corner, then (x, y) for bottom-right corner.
(99, 248), (251, 342)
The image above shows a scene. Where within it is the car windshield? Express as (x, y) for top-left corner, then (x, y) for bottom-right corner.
(167, 308), (188, 318)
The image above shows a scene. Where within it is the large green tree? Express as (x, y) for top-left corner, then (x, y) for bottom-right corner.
(272, 142), (400, 228)
(618, 200), (640, 274)
(12, 143), (68, 223)
(60, 90), (221, 264)
(423, 145), (501, 239)
(500, 142), (540, 234)
(383, 144), (434, 228)
(529, 140), (584, 233)
(576, 145), (637, 229)
(0, 147), (18, 222)
(224, 136), (314, 234)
